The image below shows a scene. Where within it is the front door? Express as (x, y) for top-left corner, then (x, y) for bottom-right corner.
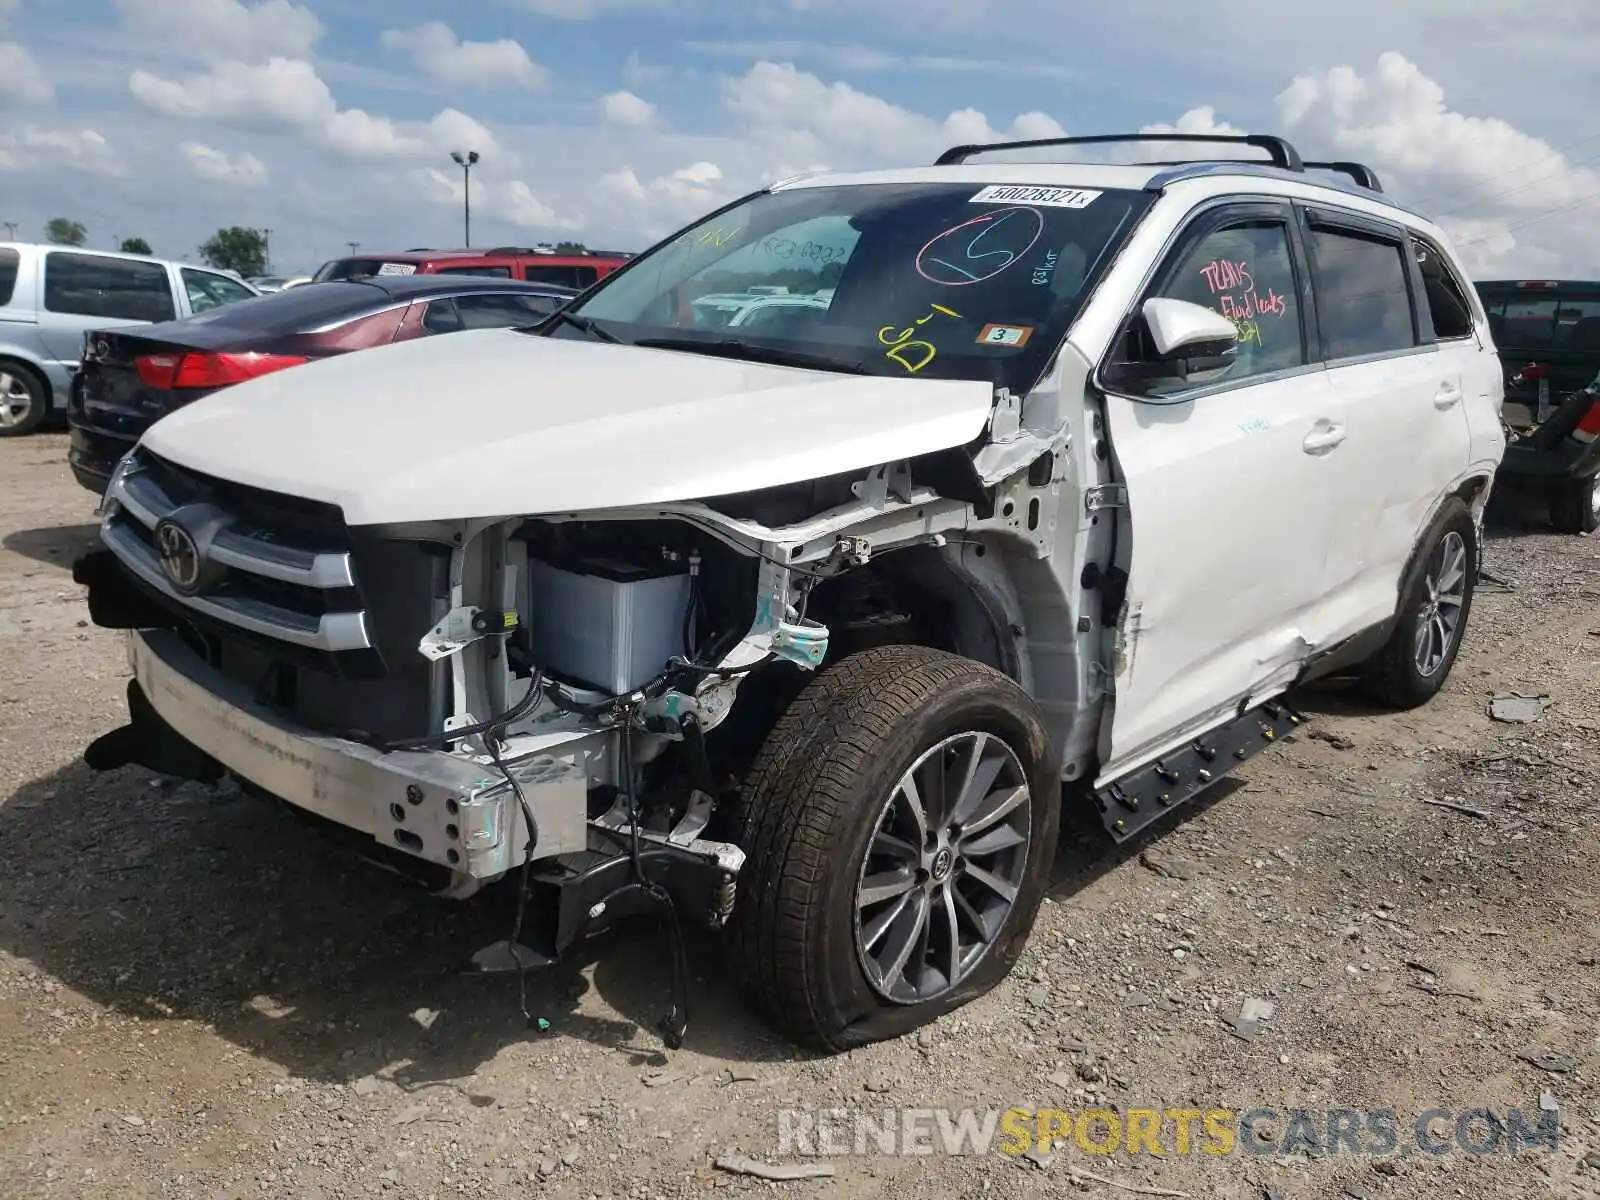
(1095, 202), (1353, 782)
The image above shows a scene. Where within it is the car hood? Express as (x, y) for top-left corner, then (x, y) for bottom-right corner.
(139, 329), (996, 526)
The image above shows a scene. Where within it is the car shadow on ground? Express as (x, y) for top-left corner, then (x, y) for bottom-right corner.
(2, 523), (101, 570)
(0, 753), (1220, 1088)
(0, 757), (804, 1091)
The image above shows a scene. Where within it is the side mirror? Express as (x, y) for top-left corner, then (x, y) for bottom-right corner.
(1142, 297), (1240, 359)
(1104, 298), (1240, 396)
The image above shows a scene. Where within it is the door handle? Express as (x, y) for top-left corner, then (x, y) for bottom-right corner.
(1433, 381), (1463, 410)
(1302, 421), (1346, 454)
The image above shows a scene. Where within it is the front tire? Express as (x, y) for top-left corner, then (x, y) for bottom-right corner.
(729, 646), (1061, 1052)
(1361, 497), (1478, 709)
(1547, 474), (1600, 535)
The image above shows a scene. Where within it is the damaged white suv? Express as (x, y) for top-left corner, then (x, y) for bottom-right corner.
(76, 133), (1506, 1051)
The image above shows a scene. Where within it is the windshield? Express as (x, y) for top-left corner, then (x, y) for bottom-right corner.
(557, 181), (1152, 388)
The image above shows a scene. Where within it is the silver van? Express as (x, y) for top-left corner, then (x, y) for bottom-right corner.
(0, 243), (259, 436)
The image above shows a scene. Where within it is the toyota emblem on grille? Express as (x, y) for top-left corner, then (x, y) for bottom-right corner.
(154, 518), (204, 593)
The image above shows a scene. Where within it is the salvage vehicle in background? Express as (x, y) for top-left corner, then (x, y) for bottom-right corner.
(75, 132), (1504, 1052)
(0, 242), (259, 437)
(311, 246), (633, 290)
(67, 275), (576, 495)
(1475, 279), (1600, 533)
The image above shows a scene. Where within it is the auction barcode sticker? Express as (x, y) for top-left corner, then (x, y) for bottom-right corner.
(969, 184), (1102, 209)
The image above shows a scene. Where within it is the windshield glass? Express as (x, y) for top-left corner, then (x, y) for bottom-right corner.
(559, 181), (1152, 388)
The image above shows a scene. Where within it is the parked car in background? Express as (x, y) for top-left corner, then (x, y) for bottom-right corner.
(67, 274), (576, 494)
(0, 242), (259, 436)
(311, 246), (633, 290)
(689, 288), (834, 331)
(1474, 279), (1600, 533)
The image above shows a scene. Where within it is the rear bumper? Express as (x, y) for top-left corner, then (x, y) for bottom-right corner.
(67, 423), (133, 496)
(118, 627), (592, 881)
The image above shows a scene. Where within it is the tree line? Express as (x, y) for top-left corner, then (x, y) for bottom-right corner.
(41, 217), (597, 277)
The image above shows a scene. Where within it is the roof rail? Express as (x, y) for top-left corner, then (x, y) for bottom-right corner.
(935, 132), (1305, 171)
(1302, 160), (1384, 192)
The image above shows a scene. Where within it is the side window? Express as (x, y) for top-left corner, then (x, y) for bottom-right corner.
(572, 266), (598, 288)
(0, 248), (19, 306)
(1151, 220), (1306, 383)
(183, 268), (254, 314)
(437, 265), (512, 277)
(1411, 238), (1474, 340)
(524, 265), (581, 288)
(421, 299), (461, 334)
(1306, 225), (1417, 359)
(453, 294), (551, 329)
(44, 253), (176, 322)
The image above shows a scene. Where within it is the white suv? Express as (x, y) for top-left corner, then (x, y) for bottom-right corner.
(76, 133), (1505, 1051)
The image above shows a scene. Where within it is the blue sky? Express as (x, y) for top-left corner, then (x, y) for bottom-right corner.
(2, 0), (1596, 277)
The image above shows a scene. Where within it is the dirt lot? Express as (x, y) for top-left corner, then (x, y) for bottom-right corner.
(1, 431), (1598, 1200)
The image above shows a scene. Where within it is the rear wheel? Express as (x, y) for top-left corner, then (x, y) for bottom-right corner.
(729, 645), (1061, 1051)
(1361, 498), (1477, 709)
(1547, 474), (1600, 535)
(0, 364), (47, 437)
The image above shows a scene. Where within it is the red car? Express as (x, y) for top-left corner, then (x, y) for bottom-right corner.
(310, 246), (632, 291)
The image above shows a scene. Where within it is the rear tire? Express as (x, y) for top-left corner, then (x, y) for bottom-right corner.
(1361, 498), (1477, 709)
(0, 363), (47, 437)
(729, 645), (1061, 1052)
(1547, 474), (1600, 535)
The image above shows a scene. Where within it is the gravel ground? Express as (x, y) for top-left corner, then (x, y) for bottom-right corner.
(1, 431), (1598, 1200)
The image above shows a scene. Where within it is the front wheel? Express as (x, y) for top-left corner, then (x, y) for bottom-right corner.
(1361, 497), (1478, 709)
(1547, 474), (1600, 535)
(729, 646), (1061, 1051)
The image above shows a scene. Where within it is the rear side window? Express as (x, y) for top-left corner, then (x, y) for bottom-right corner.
(524, 264), (595, 288)
(0, 248), (19, 306)
(454, 293), (560, 328)
(421, 299), (461, 334)
(1411, 239), (1474, 340)
(44, 252), (175, 322)
(436, 265), (512, 278)
(1307, 227), (1416, 359)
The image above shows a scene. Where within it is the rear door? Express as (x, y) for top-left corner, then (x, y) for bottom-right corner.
(37, 251), (176, 370)
(179, 267), (257, 316)
(1097, 200), (1350, 780)
(1299, 209), (1474, 637)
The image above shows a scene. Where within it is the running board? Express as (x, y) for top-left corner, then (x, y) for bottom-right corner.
(1093, 700), (1306, 842)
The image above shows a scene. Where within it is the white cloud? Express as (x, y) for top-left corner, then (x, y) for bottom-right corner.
(515, 0), (663, 18)
(621, 50), (668, 88)
(181, 140), (267, 185)
(599, 90), (655, 127)
(419, 167), (582, 232)
(722, 60), (1063, 169)
(128, 58), (508, 163)
(380, 22), (548, 90)
(685, 39), (1076, 80)
(113, 0), (321, 63)
(1271, 53), (1600, 276)
(0, 40), (51, 104)
(0, 125), (122, 175)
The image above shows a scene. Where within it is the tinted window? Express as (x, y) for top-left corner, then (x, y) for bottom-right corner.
(454, 293), (557, 329)
(524, 265), (585, 288)
(1308, 227), (1416, 359)
(1498, 297), (1557, 351)
(183, 268), (256, 313)
(1412, 239), (1473, 340)
(421, 299), (460, 334)
(43, 253), (175, 322)
(0, 248), (18, 306)
(436, 265), (512, 277)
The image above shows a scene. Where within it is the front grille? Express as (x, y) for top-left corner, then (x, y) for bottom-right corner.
(101, 448), (448, 741)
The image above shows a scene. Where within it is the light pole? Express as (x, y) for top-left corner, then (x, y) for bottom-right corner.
(451, 150), (479, 247)
(262, 227), (272, 275)
(346, 241), (360, 256)
(2, 222), (16, 240)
